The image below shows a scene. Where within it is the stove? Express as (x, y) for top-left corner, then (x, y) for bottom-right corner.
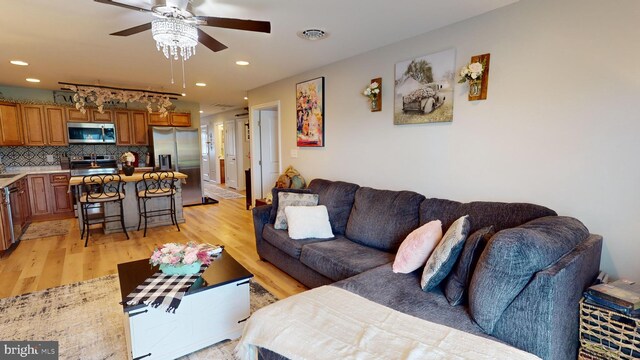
(69, 155), (119, 176)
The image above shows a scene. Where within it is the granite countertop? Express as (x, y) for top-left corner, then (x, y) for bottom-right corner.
(0, 166), (71, 188)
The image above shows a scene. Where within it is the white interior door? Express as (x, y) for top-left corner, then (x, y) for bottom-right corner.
(207, 126), (217, 182)
(224, 120), (238, 189)
(259, 109), (279, 198)
(200, 124), (210, 181)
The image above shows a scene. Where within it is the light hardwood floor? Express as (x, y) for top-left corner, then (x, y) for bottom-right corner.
(0, 198), (307, 300)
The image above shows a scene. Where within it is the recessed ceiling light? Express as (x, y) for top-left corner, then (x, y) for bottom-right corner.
(10, 60), (29, 66)
(199, 110), (204, 113)
(244, 96), (248, 100)
(235, 60), (250, 66)
(298, 29), (328, 41)
(195, 82), (206, 87)
(181, 93), (186, 96)
(26, 78), (40, 83)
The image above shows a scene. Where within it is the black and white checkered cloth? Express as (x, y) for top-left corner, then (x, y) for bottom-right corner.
(124, 265), (207, 313)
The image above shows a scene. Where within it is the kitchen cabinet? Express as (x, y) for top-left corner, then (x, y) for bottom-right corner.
(0, 102), (24, 146)
(66, 108), (90, 122)
(44, 106), (68, 146)
(148, 112), (191, 127)
(91, 109), (114, 123)
(22, 105), (47, 146)
(116, 110), (148, 145)
(28, 173), (73, 220)
(22, 105), (68, 146)
(17, 178), (31, 228)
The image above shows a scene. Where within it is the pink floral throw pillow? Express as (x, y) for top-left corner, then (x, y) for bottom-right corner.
(392, 220), (443, 274)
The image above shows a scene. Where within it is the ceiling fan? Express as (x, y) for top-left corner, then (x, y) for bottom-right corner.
(95, 0), (271, 54)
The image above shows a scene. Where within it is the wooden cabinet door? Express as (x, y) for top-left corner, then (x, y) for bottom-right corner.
(51, 184), (73, 213)
(22, 104), (47, 146)
(148, 112), (170, 126)
(66, 108), (90, 122)
(28, 175), (50, 216)
(92, 109), (114, 123)
(131, 111), (148, 145)
(170, 113), (191, 127)
(44, 106), (68, 146)
(0, 103), (24, 145)
(18, 179), (31, 226)
(115, 111), (132, 145)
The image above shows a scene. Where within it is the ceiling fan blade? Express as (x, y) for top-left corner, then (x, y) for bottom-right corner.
(94, 0), (152, 12)
(198, 16), (271, 33)
(110, 23), (152, 36)
(197, 29), (228, 52)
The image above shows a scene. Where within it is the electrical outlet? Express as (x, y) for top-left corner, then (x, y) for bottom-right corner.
(46, 154), (54, 163)
(290, 149), (298, 158)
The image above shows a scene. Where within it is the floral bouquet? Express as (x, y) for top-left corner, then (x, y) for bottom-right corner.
(363, 81), (380, 101)
(150, 242), (216, 275)
(458, 61), (484, 83)
(120, 151), (135, 164)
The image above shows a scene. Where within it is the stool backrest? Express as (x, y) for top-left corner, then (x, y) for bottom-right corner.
(137, 171), (177, 197)
(81, 174), (125, 201)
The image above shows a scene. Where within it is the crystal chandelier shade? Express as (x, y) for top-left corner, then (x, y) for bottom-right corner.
(151, 18), (198, 61)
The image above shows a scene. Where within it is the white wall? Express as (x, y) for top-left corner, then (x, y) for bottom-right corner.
(248, 0), (640, 279)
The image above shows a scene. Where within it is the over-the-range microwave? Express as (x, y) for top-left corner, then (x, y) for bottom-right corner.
(67, 122), (116, 144)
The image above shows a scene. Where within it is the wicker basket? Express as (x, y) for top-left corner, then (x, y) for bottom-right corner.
(579, 300), (640, 359)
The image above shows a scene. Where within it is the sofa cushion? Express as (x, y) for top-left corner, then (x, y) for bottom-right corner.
(274, 192), (319, 230)
(444, 226), (495, 306)
(269, 187), (313, 224)
(262, 224), (333, 259)
(392, 220), (443, 274)
(421, 216), (470, 291)
(333, 264), (494, 340)
(420, 199), (557, 234)
(469, 216), (589, 334)
(285, 205), (334, 240)
(308, 179), (360, 235)
(300, 238), (395, 281)
(346, 187), (425, 252)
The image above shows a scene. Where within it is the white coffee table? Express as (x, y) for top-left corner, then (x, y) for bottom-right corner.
(118, 252), (253, 360)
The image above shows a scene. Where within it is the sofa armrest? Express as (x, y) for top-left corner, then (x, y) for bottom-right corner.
(492, 234), (603, 360)
(253, 204), (273, 258)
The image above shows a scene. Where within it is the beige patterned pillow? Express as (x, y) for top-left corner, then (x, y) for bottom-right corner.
(274, 192), (319, 230)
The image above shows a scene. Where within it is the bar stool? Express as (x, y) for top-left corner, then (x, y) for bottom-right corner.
(135, 171), (180, 237)
(79, 174), (128, 247)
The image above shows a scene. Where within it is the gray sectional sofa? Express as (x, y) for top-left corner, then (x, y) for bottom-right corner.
(252, 178), (603, 360)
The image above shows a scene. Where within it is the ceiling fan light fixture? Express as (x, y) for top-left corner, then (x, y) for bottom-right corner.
(298, 29), (327, 41)
(152, 18), (198, 61)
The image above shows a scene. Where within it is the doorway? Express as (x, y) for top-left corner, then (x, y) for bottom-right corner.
(250, 101), (281, 204)
(200, 124), (210, 181)
(224, 119), (238, 189)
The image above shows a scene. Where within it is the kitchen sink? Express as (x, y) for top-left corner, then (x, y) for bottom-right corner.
(0, 174), (19, 179)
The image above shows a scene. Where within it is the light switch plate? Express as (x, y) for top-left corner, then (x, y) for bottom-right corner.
(290, 149), (298, 158)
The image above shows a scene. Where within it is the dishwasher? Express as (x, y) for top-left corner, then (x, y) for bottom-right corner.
(1, 181), (24, 246)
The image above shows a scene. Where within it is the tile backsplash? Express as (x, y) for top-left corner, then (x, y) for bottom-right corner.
(0, 145), (149, 167)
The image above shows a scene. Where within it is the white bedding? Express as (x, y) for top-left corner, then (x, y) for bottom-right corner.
(236, 286), (541, 360)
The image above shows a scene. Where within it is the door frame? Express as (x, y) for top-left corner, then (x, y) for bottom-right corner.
(250, 100), (282, 205)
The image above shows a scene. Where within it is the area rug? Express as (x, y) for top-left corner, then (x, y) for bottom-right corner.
(204, 181), (245, 200)
(20, 219), (70, 240)
(0, 274), (278, 359)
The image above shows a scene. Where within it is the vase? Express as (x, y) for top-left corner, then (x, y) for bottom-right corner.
(159, 261), (202, 275)
(122, 162), (135, 176)
(469, 79), (481, 97)
(371, 98), (378, 111)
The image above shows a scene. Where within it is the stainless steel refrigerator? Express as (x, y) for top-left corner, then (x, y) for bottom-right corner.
(149, 127), (202, 206)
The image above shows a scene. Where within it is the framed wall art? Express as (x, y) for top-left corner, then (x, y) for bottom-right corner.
(296, 76), (325, 147)
(394, 48), (455, 125)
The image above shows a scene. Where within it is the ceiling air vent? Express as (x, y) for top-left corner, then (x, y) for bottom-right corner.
(298, 29), (327, 41)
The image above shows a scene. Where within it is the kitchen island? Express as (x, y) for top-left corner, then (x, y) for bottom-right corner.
(69, 172), (188, 234)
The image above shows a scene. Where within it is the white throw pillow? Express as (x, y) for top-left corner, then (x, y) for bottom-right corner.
(285, 205), (334, 240)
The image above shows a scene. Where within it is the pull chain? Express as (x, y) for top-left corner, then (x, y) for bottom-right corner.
(170, 57), (175, 85)
(181, 57), (186, 89)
